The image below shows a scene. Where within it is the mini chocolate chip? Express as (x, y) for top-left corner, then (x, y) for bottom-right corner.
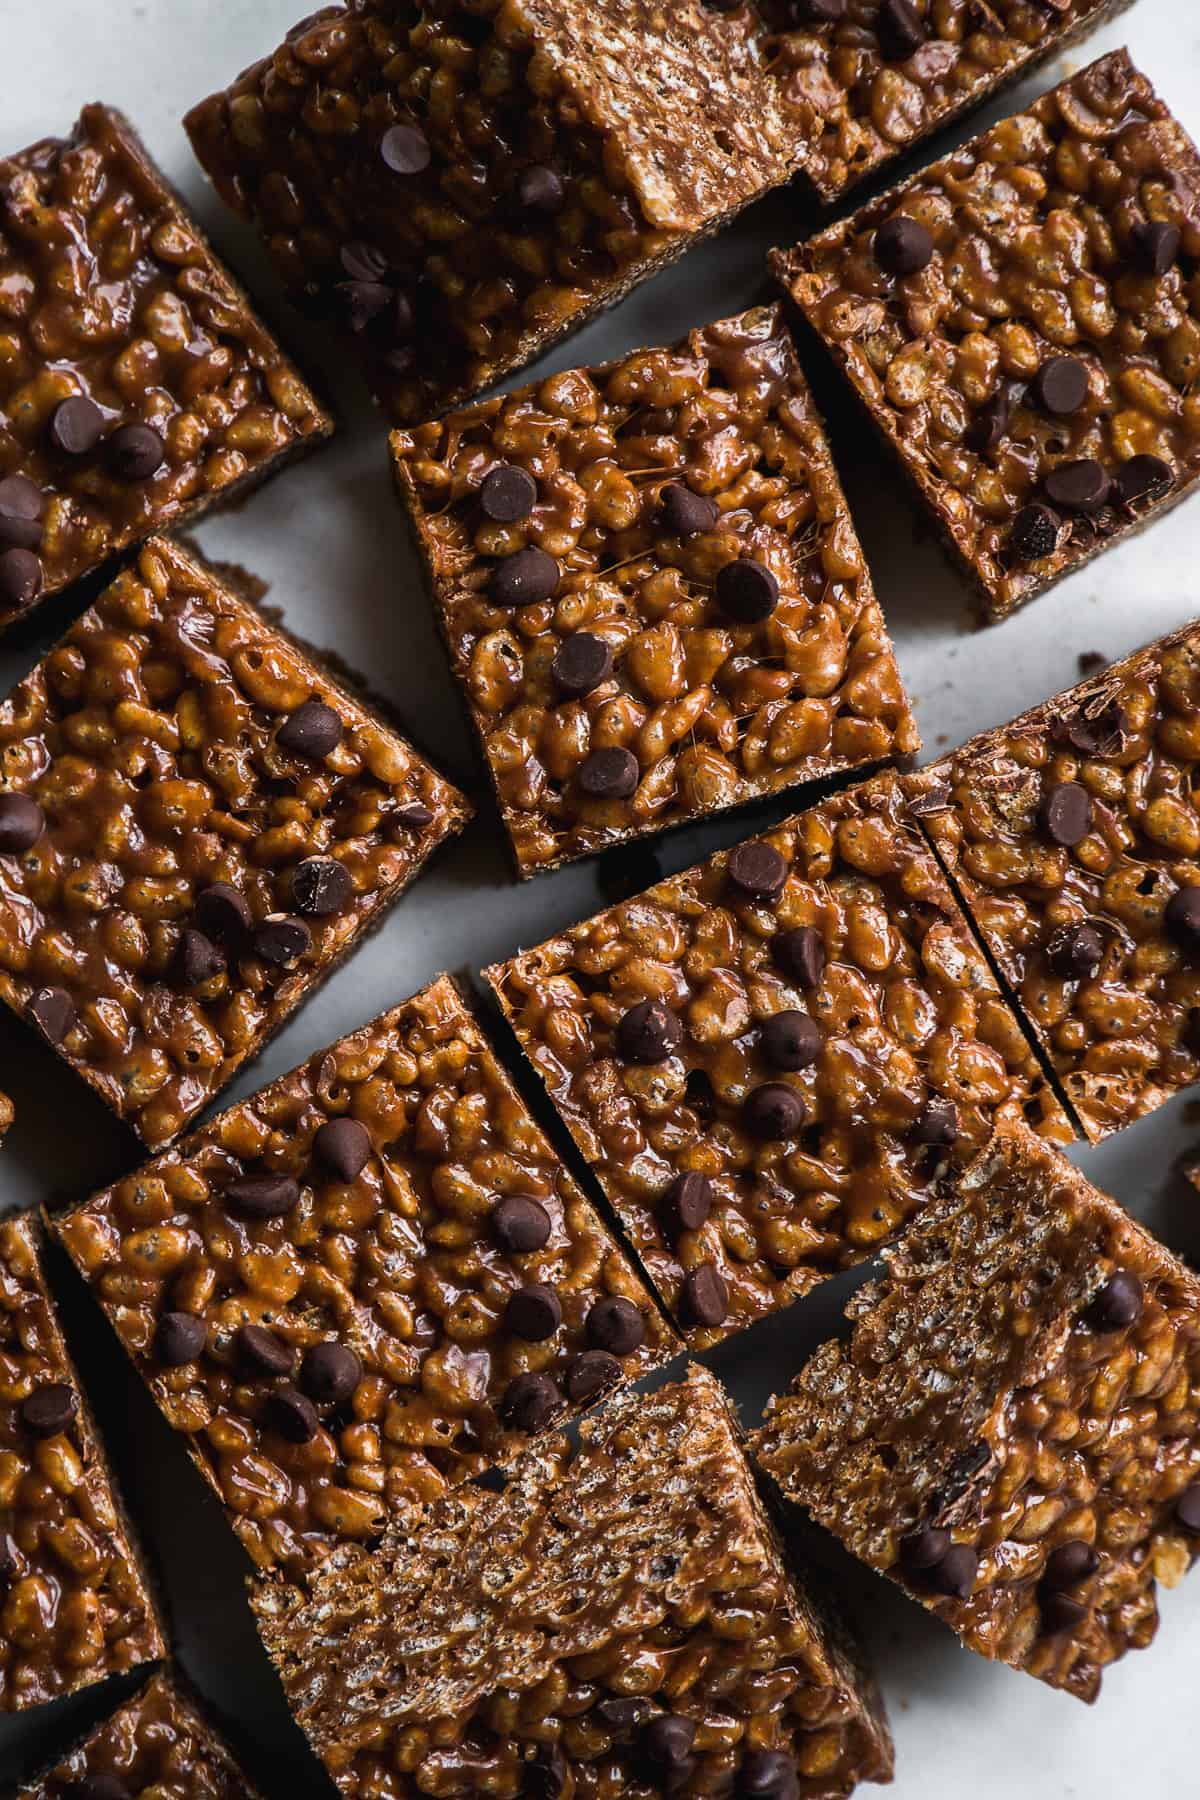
(900, 1525), (951, 1572)
(48, 395), (106, 456)
(643, 1714), (696, 1768)
(662, 1171), (713, 1236)
(502, 1370), (562, 1433)
(393, 799), (435, 830)
(267, 1384), (320, 1444)
(1039, 780), (1091, 847)
(0, 548), (42, 612)
(1040, 1591), (1088, 1636)
(912, 1098), (958, 1147)
(0, 793), (44, 854)
(795, 0), (847, 17)
(1007, 502), (1060, 563)
(226, 1174), (301, 1219)
(28, 985), (75, 1045)
(1042, 1540), (1100, 1590)
(173, 927), (225, 988)
(20, 1382), (77, 1438)
(313, 1117), (372, 1181)
(66, 1779), (130, 1800)
(874, 212), (933, 274)
(291, 856), (353, 916)
(253, 916), (312, 966)
(480, 463), (537, 522)
(278, 699), (343, 760)
(1130, 218), (1180, 275)
(1115, 453), (1173, 505)
(727, 840), (788, 899)
(517, 164), (566, 214)
(585, 1295), (645, 1355)
(492, 1195), (552, 1254)
(580, 746), (639, 800)
(1084, 1271), (1143, 1330)
(381, 123), (431, 174)
(505, 1283), (563, 1341)
(565, 1349), (622, 1402)
(1046, 922), (1103, 980)
(715, 556), (779, 622)
(616, 999), (683, 1064)
(760, 1009), (820, 1071)
(0, 474), (46, 549)
(681, 1263), (728, 1328)
(524, 1745), (569, 1798)
(106, 423), (165, 480)
(552, 632), (613, 696)
(1166, 885), (1200, 952)
(492, 546), (560, 607)
(237, 1324), (296, 1377)
(1043, 459), (1110, 512)
(156, 1312), (207, 1366)
(195, 881), (252, 941)
(597, 1696), (654, 1730)
(737, 1750), (799, 1799)
(300, 1340), (362, 1403)
(338, 278), (392, 332)
(660, 482), (719, 536)
(926, 1542), (978, 1599)
(1175, 1482), (1200, 1532)
(772, 925), (824, 988)
(743, 1081), (805, 1138)
(340, 239), (390, 283)
(877, 0), (926, 57)
(964, 391), (1009, 453)
(1031, 354), (1088, 417)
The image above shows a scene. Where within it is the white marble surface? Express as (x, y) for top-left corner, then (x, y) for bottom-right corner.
(2, 0), (1200, 1792)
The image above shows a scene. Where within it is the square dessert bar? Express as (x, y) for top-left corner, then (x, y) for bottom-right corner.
(57, 975), (677, 1576)
(392, 303), (919, 877)
(251, 1365), (893, 1797)
(909, 620), (1200, 1142)
(0, 535), (469, 1149)
(17, 1668), (264, 1798)
(0, 104), (331, 630)
(752, 1120), (1200, 1703)
(775, 51), (1200, 623)
(0, 1210), (164, 1712)
(486, 771), (1070, 1349)
(184, 0), (800, 426)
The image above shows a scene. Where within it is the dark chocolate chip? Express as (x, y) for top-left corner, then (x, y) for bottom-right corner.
(616, 999), (683, 1064)
(760, 1009), (820, 1072)
(1042, 1539), (1100, 1590)
(338, 279), (392, 332)
(524, 1744), (569, 1798)
(681, 1263), (729, 1329)
(1175, 1482), (1200, 1532)
(393, 800), (435, 829)
(1084, 1271), (1143, 1331)
(926, 1542), (978, 1599)
(66, 1778), (130, 1800)
(173, 927), (225, 988)
(580, 746), (639, 800)
(195, 881), (252, 942)
(1046, 922), (1103, 980)
(1043, 458), (1110, 513)
(715, 556), (779, 622)
(772, 925), (824, 988)
(0, 793), (44, 854)
(1031, 354), (1088, 417)
(0, 474), (46, 550)
(20, 1382), (77, 1438)
(300, 1340), (362, 1403)
(48, 395), (106, 456)
(1166, 884), (1200, 952)
(237, 1323), (296, 1377)
(492, 546), (560, 607)
(877, 0), (926, 57)
(1040, 1591), (1088, 1636)
(291, 856), (353, 917)
(1006, 502), (1060, 563)
(267, 1384), (320, 1443)
(964, 391), (1010, 453)
(597, 1696), (654, 1730)
(492, 1195), (552, 1254)
(0, 548), (42, 612)
(743, 1081), (805, 1138)
(1115, 453), (1173, 505)
(661, 1171), (713, 1236)
(1130, 218), (1181, 275)
(501, 1370), (563, 1433)
(660, 482), (719, 536)
(585, 1295), (645, 1355)
(480, 463), (537, 522)
(340, 239), (390, 282)
(552, 632), (613, 696)
(380, 123), (431, 174)
(156, 1312), (207, 1366)
(253, 916), (312, 966)
(565, 1349), (622, 1402)
(643, 1714), (696, 1768)
(727, 840), (787, 899)
(517, 164), (565, 214)
(313, 1117), (372, 1182)
(912, 1097), (958, 1147)
(106, 423), (165, 480)
(225, 1174), (301, 1219)
(874, 212), (933, 274)
(900, 1525), (951, 1573)
(278, 699), (343, 760)
(505, 1283), (563, 1341)
(28, 985), (75, 1045)
(737, 1750), (799, 1799)
(1039, 780), (1092, 847)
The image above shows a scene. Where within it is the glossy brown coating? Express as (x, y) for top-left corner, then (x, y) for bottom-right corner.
(909, 621), (1200, 1142)
(777, 52), (1200, 622)
(0, 537), (469, 1149)
(57, 976), (676, 1575)
(0, 105), (330, 625)
(393, 305), (918, 876)
(486, 772), (1070, 1348)
(17, 1668), (263, 1798)
(251, 1366), (893, 1797)
(0, 1212), (164, 1712)
(184, 0), (799, 424)
(753, 1122), (1200, 1703)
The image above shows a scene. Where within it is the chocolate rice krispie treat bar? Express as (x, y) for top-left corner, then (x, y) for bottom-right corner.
(17, 1668), (264, 1798)
(57, 975), (676, 1576)
(0, 104), (331, 631)
(392, 303), (919, 877)
(251, 1365), (893, 1797)
(0, 1209), (164, 1712)
(908, 620), (1200, 1142)
(487, 771), (1070, 1349)
(0, 535), (469, 1149)
(184, 0), (801, 425)
(775, 51), (1200, 623)
(753, 1120), (1200, 1703)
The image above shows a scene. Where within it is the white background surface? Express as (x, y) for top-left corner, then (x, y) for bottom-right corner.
(1, 1), (1199, 1794)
